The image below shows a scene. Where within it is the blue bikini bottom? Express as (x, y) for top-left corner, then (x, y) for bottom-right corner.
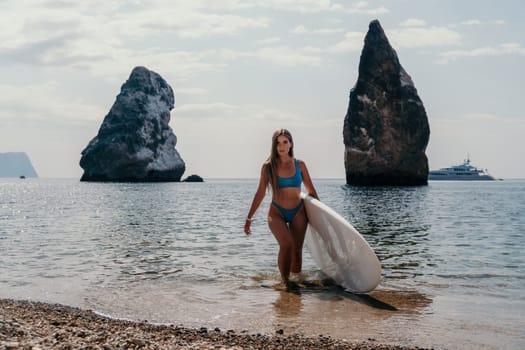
(271, 200), (304, 224)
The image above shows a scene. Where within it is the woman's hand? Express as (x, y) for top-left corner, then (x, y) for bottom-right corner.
(244, 219), (252, 235)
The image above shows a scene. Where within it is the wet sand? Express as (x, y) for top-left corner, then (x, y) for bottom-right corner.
(0, 298), (428, 349)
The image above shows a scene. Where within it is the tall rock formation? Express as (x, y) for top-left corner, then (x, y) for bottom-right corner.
(80, 66), (185, 182)
(0, 152), (38, 178)
(343, 20), (430, 186)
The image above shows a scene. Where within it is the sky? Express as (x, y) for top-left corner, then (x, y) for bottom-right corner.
(1, 0), (524, 179)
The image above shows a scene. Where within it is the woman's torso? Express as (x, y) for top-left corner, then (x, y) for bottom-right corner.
(272, 159), (302, 209)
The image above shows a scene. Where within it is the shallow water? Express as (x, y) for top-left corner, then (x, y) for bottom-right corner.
(1, 179), (524, 349)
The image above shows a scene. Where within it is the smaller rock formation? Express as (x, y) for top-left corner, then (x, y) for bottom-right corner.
(0, 152), (38, 178)
(182, 174), (204, 182)
(343, 20), (430, 186)
(80, 66), (185, 182)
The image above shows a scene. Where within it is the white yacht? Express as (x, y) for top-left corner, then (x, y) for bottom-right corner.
(428, 157), (495, 181)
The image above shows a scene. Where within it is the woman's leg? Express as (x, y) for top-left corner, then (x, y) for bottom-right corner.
(289, 204), (308, 274)
(268, 205), (293, 283)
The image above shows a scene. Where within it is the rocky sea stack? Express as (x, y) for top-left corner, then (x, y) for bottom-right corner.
(80, 66), (185, 182)
(343, 20), (430, 186)
(183, 174), (204, 182)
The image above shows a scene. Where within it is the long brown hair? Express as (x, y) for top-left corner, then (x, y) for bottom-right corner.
(265, 128), (294, 194)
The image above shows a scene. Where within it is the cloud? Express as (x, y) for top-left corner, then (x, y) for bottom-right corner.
(71, 48), (230, 83)
(6, 44), (240, 83)
(133, 11), (270, 38)
(0, 0), (382, 77)
(0, 33), (78, 65)
(291, 24), (344, 35)
(292, 25), (309, 34)
(437, 42), (525, 63)
(0, 1), (271, 68)
(431, 112), (524, 126)
(176, 102), (301, 122)
(400, 18), (427, 27)
(0, 7), (109, 67)
(463, 113), (523, 123)
(313, 27), (345, 34)
(329, 31), (365, 53)
(245, 0), (346, 13)
(461, 19), (481, 25)
(175, 87), (208, 96)
(0, 82), (106, 127)
(254, 46), (323, 66)
(221, 0), (387, 14)
(0, 34), (111, 69)
(329, 22), (462, 54)
(347, 1), (389, 14)
(387, 26), (462, 48)
(257, 36), (281, 45)
(176, 102), (244, 119)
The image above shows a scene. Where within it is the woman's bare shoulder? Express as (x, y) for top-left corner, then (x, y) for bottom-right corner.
(260, 161), (271, 176)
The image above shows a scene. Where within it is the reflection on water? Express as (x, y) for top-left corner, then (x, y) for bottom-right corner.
(269, 283), (432, 345)
(339, 186), (432, 284)
(367, 289), (432, 313)
(273, 290), (304, 317)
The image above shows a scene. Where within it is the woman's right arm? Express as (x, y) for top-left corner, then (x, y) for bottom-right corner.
(244, 164), (269, 235)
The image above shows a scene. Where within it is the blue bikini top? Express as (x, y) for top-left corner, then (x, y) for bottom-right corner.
(277, 159), (302, 188)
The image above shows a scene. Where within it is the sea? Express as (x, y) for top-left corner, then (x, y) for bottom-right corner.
(0, 178), (524, 349)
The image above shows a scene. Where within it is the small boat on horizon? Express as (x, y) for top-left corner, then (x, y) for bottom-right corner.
(428, 156), (496, 181)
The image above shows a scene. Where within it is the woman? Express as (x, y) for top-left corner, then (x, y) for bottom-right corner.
(244, 128), (319, 287)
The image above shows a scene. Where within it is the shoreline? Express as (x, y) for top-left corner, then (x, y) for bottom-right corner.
(0, 298), (427, 350)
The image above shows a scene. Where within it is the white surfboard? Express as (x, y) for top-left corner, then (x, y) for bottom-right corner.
(302, 193), (381, 293)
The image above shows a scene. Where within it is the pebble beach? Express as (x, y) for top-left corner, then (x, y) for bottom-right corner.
(0, 299), (427, 350)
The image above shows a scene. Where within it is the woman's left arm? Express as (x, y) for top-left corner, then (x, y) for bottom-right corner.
(299, 160), (319, 200)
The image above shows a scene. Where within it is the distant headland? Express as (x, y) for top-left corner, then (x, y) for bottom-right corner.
(0, 152), (38, 178)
